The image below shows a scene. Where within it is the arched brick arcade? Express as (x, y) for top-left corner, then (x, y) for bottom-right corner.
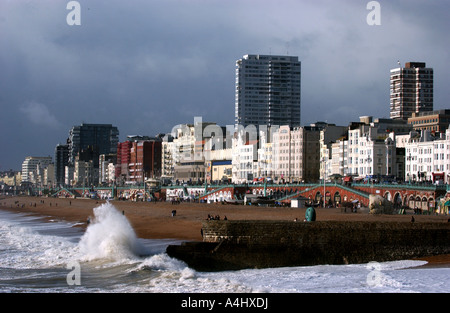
(166, 183), (445, 212)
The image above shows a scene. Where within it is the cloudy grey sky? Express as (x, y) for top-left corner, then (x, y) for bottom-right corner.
(1, 0), (449, 171)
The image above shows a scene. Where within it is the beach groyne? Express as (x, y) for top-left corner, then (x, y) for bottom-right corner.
(166, 220), (450, 271)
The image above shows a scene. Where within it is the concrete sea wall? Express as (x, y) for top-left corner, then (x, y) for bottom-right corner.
(166, 220), (450, 271)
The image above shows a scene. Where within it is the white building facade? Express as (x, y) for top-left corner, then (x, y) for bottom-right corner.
(232, 131), (258, 183)
(339, 125), (397, 179)
(21, 156), (53, 184)
(405, 129), (450, 183)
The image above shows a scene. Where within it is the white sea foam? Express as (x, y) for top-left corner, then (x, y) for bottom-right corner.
(0, 211), (79, 269)
(78, 202), (144, 262)
(132, 253), (188, 272)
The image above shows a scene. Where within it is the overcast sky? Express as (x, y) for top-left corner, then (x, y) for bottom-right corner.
(1, 0), (449, 171)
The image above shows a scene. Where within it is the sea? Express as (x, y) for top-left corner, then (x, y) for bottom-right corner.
(0, 202), (449, 295)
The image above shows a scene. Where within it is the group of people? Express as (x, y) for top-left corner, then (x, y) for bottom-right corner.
(206, 214), (227, 221)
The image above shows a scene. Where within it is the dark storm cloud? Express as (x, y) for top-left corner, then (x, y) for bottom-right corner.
(0, 0), (449, 170)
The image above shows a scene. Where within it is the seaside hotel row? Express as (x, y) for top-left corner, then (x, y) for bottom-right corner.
(14, 110), (450, 189)
(7, 57), (447, 188)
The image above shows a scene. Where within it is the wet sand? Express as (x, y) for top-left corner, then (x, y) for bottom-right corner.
(1, 196), (449, 267)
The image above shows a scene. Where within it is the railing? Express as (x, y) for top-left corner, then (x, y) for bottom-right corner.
(33, 181), (448, 198)
(352, 183), (447, 191)
(276, 185), (322, 201)
(337, 184), (371, 199)
(199, 186), (232, 199)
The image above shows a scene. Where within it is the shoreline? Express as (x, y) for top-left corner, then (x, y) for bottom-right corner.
(1, 196), (449, 268)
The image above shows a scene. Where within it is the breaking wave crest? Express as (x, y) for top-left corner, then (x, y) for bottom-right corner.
(78, 202), (144, 262)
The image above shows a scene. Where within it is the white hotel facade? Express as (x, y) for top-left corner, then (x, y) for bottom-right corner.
(345, 126), (396, 179)
(404, 129), (450, 184)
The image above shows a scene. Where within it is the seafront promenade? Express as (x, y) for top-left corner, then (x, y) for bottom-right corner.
(24, 181), (449, 215)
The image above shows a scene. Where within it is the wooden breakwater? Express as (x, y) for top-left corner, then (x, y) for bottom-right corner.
(166, 220), (450, 272)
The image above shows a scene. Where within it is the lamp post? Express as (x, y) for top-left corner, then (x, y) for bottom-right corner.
(408, 153), (412, 184)
(195, 165), (200, 185)
(322, 157), (326, 208)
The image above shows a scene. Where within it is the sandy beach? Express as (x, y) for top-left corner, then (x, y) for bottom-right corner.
(1, 195), (449, 267)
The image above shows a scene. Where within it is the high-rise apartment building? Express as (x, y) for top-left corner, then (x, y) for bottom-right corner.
(54, 143), (69, 187)
(390, 62), (433, 120)
(235, 54), (301, 128)
(67, 123), (119, 167)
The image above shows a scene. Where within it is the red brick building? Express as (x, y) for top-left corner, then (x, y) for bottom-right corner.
(129, 140), (162, 182)
(116, 138), (162, 183)
(116, 141), (132, 182)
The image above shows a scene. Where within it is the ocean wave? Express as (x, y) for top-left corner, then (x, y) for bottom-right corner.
(78, 202), (144, 262)
(0, 209), (448, 293)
